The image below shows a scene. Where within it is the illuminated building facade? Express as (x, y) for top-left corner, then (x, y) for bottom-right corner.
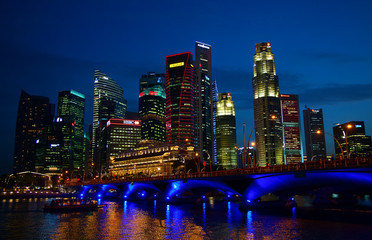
(13, 90), (53, 173)
(280, 94), (302, 164)
(57, 90), (85, 171)
(333, 121), (372, 159)
(139, 73), (166, 144)
(103, 119), (142, 167)
(110, 144), (196, 177)
(252, 42), (283, 166)
(303, 107), (327, 161)
(93, 70), (127, 173)
(35, 119), (64, 175)
(194, 41), (214, 162)
(212, 79), (219, 163)
(139, 72), (166, 92)
(166, 52), (195, 146)
(216, 93), (237, 169)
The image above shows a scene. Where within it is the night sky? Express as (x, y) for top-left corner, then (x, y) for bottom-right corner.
(1, 0), (372, 174)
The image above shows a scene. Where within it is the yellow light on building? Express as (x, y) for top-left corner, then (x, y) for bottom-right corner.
(169, 62), (185, 68)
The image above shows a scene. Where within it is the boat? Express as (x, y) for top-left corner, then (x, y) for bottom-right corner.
(44, 198), (103, 212)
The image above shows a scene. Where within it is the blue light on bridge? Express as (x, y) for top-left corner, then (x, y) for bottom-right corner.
(124, 195), (127, 198)
(247, 200), (251, 203)
(98, 194), (102, 198)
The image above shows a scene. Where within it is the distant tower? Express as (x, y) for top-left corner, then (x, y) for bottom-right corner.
(13, 90), (53, 173)
(303, 107), (327, 160)
(166, 52), (195, 146)
(194, 41), (214, 162)
(57, 90), (85, 171)
(216, 93), (237, 169)
(104, 119), (142, 163)
(93, 70), (127, 174)
(280, 94), (302, 164)
(139, 73), (166, 144)
(212, 79), (219, 163)
(252, 42), (283, 166)
(333, 121), (372, 159)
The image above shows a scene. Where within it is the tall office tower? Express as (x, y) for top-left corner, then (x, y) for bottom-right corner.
(93, 70), (127, 174)
(280, 94), (302, 164)
(216, 93), (237, 169)
(139, 72), (166, 92)
(103, 119), (141, 164)
(303, 107), (327, 161)
(139, 72), (166, 144)
(333, 121), (372, 159)
(13, 90), (53, 173)
(212, 79), (219, 164)
(57, 90), (85, 172)
(139, 85), (166, 143)
(252, 42), (283, 166)
(166, 52), (195, 146)
(194, 41), (214, 162)
(35, 119), (64, 176)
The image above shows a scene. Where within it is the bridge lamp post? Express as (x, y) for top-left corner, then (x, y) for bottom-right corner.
(194, 152), (201, 172)
(316, 130), (345, 160)
(343, 124), (353, 158)
(247, 126), (256, 168)
(250, 141), (256, 167)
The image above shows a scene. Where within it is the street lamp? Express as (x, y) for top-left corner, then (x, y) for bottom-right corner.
(250, 141), (256, 167)
(247, 126), (255, 168)
(316, 130), (345, 159)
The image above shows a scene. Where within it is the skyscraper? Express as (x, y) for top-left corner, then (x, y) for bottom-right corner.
(194, 41), (214, 162)
(139, 72), (166, 92)
(166, 52), (195, 146)
(93, 70), (126, 174)
(303, 107), (327, 161)
(212, 79), (219, 164)
(333, 121), (372, 159)
(216, 93), (237, 169)
(13, 90), (53, 173)
(139, 73), (166, 144)
(280, 94), (302, 164)
(252, 42), (283, 166)
(103, 119), (142, 165)
(57, 90), (85, 171)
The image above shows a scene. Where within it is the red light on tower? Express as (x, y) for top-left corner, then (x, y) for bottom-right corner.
(267, 42), (271, 46)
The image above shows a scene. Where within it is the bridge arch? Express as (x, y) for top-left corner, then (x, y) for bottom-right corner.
(244, 168), (372, 202)
(165, 180), (241, 200)
(122, 182), (161, 200)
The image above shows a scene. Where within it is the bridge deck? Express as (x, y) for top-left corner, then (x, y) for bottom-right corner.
(66, 158), (372, 187)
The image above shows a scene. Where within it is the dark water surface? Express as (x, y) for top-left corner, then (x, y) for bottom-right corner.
(1, 198), (372, 240)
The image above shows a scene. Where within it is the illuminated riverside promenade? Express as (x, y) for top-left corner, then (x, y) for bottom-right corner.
(65, 158), (372, 205)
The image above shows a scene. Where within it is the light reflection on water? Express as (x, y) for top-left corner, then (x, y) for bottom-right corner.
(1, 198), (372, 239)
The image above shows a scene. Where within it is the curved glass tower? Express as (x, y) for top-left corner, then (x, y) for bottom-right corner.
(216, 93), (237, 169)
(252, 43), (283, 166)
(166, 52), (194, 146)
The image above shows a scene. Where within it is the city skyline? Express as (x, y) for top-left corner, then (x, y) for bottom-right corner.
(1, 0), (372, 174)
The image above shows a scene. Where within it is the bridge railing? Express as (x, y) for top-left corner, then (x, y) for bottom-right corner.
(65, 157), (372, 187)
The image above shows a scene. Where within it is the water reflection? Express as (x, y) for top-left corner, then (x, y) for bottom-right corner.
(1, 199), (372, 239)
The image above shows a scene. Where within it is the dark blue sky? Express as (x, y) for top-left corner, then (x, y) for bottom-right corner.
(1, 0), (372, 174)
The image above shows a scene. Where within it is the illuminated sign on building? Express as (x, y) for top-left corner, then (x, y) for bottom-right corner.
(356, 125), (362, 128)
(169, 62), (185, 68)
(197, 43), (210, 49)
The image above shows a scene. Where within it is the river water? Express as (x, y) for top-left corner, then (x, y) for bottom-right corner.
(1, 198), (372, 239)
